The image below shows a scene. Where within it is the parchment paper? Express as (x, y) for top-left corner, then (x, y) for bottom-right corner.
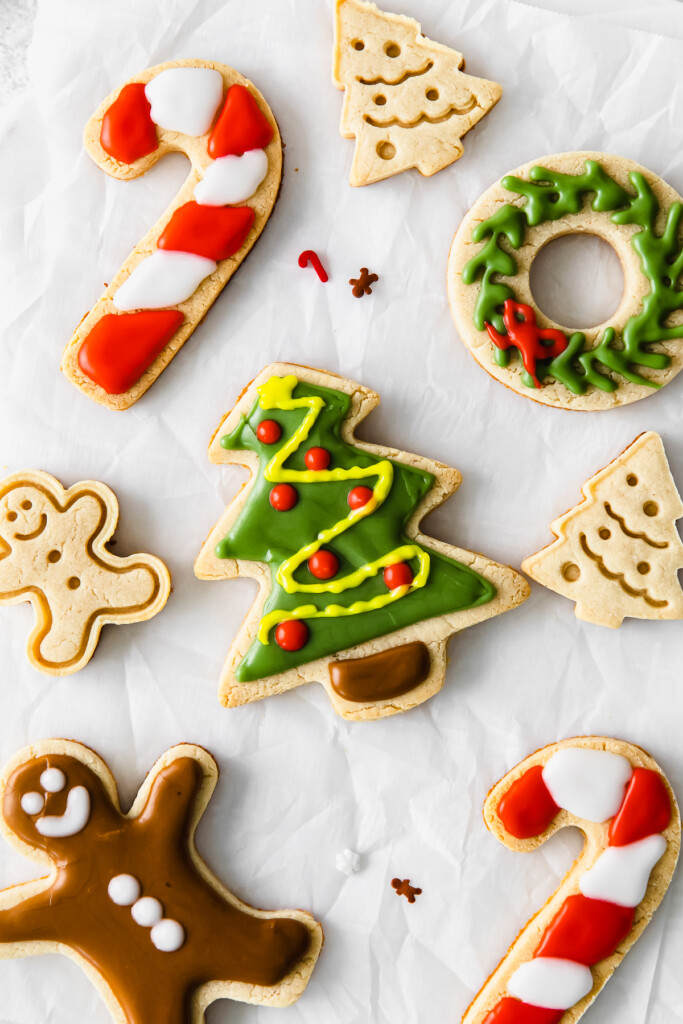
(1, 0), (683, 1020)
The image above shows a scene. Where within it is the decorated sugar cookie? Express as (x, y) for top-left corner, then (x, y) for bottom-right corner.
(462, 737), (679, 1024)
(333, 0), (501, 186)
(448, 152), (683, 410)
(523, 432), (683, 627)
(195, 363), (529, 720)
(0, 470), (170, 674)
(0, 740), (322, 1024)
(61, 60), (282, 410)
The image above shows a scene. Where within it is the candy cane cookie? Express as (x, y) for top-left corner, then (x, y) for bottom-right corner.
(463, 737), (680, 1024)
(61, 60), (282, 411)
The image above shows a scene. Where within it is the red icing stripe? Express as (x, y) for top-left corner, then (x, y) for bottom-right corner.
(100, 83), (158, 164)
(78, 311), (184, 394)
(497, 766), (560, 839)
(208, 84), (273, 158)
(609, 768), (671, 847)
(535, 894), (634, 965)
(158, 203), (255, 261)
(483, 997), (563, 1024)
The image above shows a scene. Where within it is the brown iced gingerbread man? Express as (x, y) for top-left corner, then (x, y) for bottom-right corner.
(0, 471), (170, 674)
(0, 740), (322, 1024)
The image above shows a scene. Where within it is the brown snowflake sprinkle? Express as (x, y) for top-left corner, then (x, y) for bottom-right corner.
(349, 268), (378, 297)
(391, 878), (422, 903)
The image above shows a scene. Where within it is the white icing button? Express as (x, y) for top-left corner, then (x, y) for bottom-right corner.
(542, 748), (632, 822)
(580, 834), (667, 907)
(40, 767), (66, 793)
(144, 68), (223, 136)
(132, 896), (164, 927)
(108, 874), (141, 907)
(194, 149), (268, 206)
(21, 791), (44, 815)
(151, 918), (185, 952)
(36, 786), (91, 838)
(507, 957), (593, 1010)
(335, 848), (361, 875)
(113, 251), (217, 311)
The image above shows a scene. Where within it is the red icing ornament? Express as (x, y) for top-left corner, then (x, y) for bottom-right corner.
(304, 447), (331, 471)
(158, 203), (254, 262)
(535, 894), (634, 965)
(383, 563), (413, 590)
(78, 311), (184, 394)
(483, 998), (563, 1024)
(208, 84), (274, 158)
(269, 484), (298, 511)
(275, 619), (309, 652)
(256, 420), (282, 445)
(609, 768), (671, 847)
(308, 550), (339, 580)
(348, 486), (373, 510)
(100, 83), (158, 164)
(485, 300), (568, 389)
(497, 765), (560, 839)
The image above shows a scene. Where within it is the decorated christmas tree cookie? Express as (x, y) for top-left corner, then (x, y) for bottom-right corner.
(195, 363), (529, 720)
(333, 0), (501, 186)
(0, 740), (322, 1024)
(523, 432), (683, 627)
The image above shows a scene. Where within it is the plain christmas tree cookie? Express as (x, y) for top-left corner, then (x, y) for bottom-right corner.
(522, 432), (683, 627)
(0, 740), (322, 1024)
(0, 470), (170, 674)
(462, 737), (679, 1024)
(61, 60), (282, 411)
(332, 0), (501, 186)
(448, 152), (683, 409)
(195, 363), (529, 721)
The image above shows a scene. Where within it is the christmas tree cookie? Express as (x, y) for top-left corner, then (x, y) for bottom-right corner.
(332, 0), (501, 186)
(523, 432), (683, 627)
(195, 364), (529, 720)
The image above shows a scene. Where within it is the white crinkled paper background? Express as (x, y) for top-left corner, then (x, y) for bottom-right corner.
(1, 0), (683, 1020)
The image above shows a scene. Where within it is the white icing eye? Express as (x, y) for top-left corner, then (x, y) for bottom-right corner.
(21, 791), (44, 815)
(40, 768), (66, 793)
(151, 918), (185, 952)
(132, 897), (164, 927)
(108, 874), (142, 907)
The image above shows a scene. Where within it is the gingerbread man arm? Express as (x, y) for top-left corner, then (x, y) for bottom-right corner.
(0, 882), (61, 948)
(135, 753), (211, 848)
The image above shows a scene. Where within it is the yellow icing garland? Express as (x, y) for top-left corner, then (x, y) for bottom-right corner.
(256, 375), (430, 643)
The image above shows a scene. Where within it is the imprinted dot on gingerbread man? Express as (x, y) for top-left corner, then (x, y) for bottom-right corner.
(0, 740), (323, 1024)
(0, 470), (170, 675)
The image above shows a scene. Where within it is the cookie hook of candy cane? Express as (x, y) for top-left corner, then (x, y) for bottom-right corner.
(61, 59), (282, 411)
(461, 737), (680, 1024)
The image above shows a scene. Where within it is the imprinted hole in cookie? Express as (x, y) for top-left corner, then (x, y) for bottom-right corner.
(598, 527), (611, 540)
(47, 550), (61, 564)
(352, 39), (364, 51)
(384, 42), (401, 57)
(529, 234), (625, 331)
(561, 562), (580, 582)
(374, 94), (386, 106)
(67, 577), (81, 590)
(377, 141), (395, 161)
(426, 88), (439, 101)
(627, 474), (639, 487)
(637, 562), (651, 575)
(643, 501), (659, 517)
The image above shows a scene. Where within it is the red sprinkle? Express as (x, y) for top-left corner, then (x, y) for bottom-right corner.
(383, 563), (413, 590)
(304, 447), (331, 471)
(269, 484), (298, 511)
(308, 550), (339, 580)
(348, 486), (373, 510)
(275, 620), (309, 651)
(257, 420), (282, 445)
(298, 250), (329, 283)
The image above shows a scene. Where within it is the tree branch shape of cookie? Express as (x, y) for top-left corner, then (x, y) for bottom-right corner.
(61, 60), (282, 410)
(0, 740), (322, 1024)
(333, 0), (501, 186)
(0, 471), (171, 674)
(195, 363), (529, 720)
(522, 432), (683, 627)
(462, 737), (680, 1024)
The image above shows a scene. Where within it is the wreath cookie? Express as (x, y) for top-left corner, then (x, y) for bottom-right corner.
(448, 152), (683, 410)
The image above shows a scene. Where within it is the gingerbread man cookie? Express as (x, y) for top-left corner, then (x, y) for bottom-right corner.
(0, 740), (322, 1024)
(0, 471), (170, 674)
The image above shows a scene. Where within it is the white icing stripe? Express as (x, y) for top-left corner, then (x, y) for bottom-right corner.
(542, 748), (632, 823)
(507, 958), (593, 1010)
(113, 251), (217, 311)
(145, 68), (223, 136)
(194, 149), (269, 206)
(580, 834), (667, 907)
(36, 786), (91, 837)
(151, 918), (185, 952)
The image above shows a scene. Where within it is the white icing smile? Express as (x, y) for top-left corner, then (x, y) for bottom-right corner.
(35, 785), (91, 838)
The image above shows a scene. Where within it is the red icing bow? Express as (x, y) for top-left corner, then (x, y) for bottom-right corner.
(484, 300), (568, 388)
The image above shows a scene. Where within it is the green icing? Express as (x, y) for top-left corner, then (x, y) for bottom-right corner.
(216, 379), (496, 683)
(461, 159), (683, 394)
